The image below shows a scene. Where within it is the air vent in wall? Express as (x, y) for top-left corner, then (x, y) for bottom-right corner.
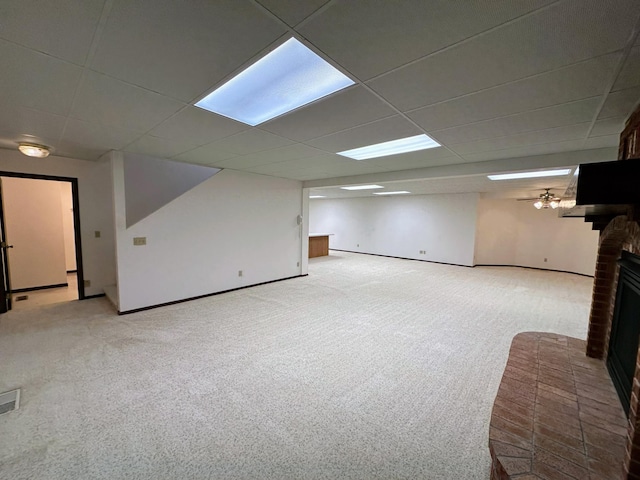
(0, 389), (21, 415)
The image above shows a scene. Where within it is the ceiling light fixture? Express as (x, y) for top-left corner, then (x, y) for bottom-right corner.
(533, 189), (560, 209)
(340, 185), (384, 191)
(195, 38), (354, 126)
(487, 169), (571, 181)
(18, 143), (50, 158)
(373, 191), (411, 195)
(337, 134), (440, 160)
(309, 195), (326, 198)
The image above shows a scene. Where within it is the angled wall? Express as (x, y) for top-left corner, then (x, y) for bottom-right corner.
(112, 154), (304, 312)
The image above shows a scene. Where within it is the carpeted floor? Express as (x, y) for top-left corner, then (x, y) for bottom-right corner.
(0, 252), (593, 479)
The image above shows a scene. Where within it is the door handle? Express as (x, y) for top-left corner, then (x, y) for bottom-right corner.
(0, 242), (13, 249)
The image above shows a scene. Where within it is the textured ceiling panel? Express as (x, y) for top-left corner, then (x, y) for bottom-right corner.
(368, 0), (637, 111)
(70, 71), (184, 132)
(214, 144), (326, 169)
(124, 135), (197, 159)
(0, 105), (67, 143)
(90, 0), (286, 101)
(261, 86), (396, 141)
(431, 97), (601, 145)
(589, 117), (626, 138)
(255, 0), (329, 26)
(307, 115), (422, 152)
(598, 87), (640, 120)
(0, 0), (105, 64)
(300, 0), (556, 80)
(62, 118), (143, 151)
(172, 144), (238, 166)
(459, 139), (590, 163)
(612, 46), (640, 92)
(201, 129), (295, 156)
(449, 123), (591, 155)
(407, 54), (619, 132)
(0, 40), (82, 116)
(149, 107), (248, 145)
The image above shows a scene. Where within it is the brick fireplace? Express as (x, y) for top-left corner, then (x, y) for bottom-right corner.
(489, 106), (640, 479)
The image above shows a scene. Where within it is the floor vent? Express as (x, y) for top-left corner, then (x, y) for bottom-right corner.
(0, 389), (20, 415)
(15, 295), (28, 302)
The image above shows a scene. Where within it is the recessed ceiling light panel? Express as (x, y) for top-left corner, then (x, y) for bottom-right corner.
(309, 195), (326, 198)
(373, 191), (410, 195)
(195, 38), (355, 126)
(337, 134), (440, 160)
(487, 169), (572, 180)
(340, 185), (384, 191)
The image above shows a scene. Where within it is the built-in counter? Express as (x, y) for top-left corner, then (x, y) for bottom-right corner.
(309, 233), (333, 258)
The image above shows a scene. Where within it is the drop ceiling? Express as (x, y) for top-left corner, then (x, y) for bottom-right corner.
(1, 0), (639, 199)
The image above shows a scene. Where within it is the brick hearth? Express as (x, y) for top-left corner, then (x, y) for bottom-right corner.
(489, 332), (627, 480)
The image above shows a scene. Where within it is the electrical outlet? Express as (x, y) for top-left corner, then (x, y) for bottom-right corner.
(296, 261), (300, 267)
(84, 280), (91, 287)
(133, 237), (146, 246)
(357, 244), (359, 247)
(544, 258), (548, 262)
(94, 230), (101, 238)
(238, 270), (243, 277)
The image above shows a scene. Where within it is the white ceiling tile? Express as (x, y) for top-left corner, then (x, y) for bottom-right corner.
(0, 0), (105, 64)
(590, 117), (626, 138)
(124, 135), (196, 159)
(0, 104), (67, 141)
(205, 129), (296, 156)
(255, 0), (329, 26)
(215, 144), (326, 169)
(431, 98), (602, 145)
(583, 135), (620, 150)
(612, 46), (640, 91)
(459, 139), (589, 163)
(261, 86), (396, 141)
(173, 145), (238, 166)
(449, 123), (591, 156)
(0, 40), (82, 116)
(149, 107), (248, 145)
(54, 141), (110, 161)
(70, 71), (185, 132)
(368, 0), (637, 111)
(300, 0), (556, 80)
(598, 88), (640, 120)
(307, 115), (422, 152)
(407, 54), (619, 132)
(90, 0), (286, 102)
(61, 118), (143, 151)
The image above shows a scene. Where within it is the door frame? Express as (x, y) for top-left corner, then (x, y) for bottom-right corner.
(0, 171), (85, 301)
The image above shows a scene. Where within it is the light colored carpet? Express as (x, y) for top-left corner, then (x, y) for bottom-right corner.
(0, 252), (593, 479)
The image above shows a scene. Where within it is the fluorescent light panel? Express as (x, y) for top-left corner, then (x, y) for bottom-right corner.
(337, 134), (440, 160)
(373, 191), (410, 195)
(340, 185), (384, 191)
(487, 169), (572, 180)
(195, 38), (354, 126)
(309, 195), (326, 198)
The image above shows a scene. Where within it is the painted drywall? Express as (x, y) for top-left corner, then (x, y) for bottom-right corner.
(475, 198), (599, 275)
(112, 155), (304, 312)
(309, 193), (479, 266)
(123, 152), (220, 227)
(2, 177), (67, 290)
(59, 182), (76, 271)
(0, 150), (116, 297)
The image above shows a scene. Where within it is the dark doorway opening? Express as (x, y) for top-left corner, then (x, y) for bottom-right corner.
(0, 171), (85, 313)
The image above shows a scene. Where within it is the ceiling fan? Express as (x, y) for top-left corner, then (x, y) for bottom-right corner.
(517, 188), (561, 209)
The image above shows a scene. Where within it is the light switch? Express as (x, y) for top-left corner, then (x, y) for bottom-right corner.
(133, 237), (147, 246)
(95, 231), (101, 238)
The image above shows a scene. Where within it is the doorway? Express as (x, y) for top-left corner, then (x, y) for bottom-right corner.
(0, 172), (84, 313)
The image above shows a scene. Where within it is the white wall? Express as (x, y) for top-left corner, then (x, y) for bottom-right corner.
(2, 177), (67, 290)
(309, 193), (479, 266)
(59, 182), (76, 271)
(0, 150), (116, 296)
(476, 198), (599, 275)
(112, 155), (304, 312)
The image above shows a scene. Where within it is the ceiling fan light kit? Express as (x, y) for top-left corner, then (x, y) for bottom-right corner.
(533, 188), (560, 209)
